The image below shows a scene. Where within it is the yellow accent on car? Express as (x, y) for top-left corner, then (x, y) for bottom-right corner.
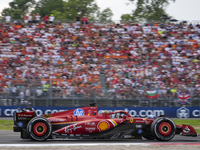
(111, 119), (118, 126)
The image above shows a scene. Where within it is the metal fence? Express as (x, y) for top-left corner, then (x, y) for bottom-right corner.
(0, 87), (200, 107)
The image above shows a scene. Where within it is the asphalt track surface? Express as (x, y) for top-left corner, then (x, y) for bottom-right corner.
(0, 130), (200, 145)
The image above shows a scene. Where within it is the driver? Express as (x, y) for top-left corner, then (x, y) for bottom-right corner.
(116, 114), (123, 118)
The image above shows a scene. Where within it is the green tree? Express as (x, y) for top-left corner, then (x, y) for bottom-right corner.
(2, 8), (24, 20)
(84, 2), (100, 21)
(33, 0), (64, 17)
(1, 0), (35, 19)
(62, 0), (99, 20)
(49, 0), (101, 21)
(97, 8), (113, 22)
(124, 0), (176, 21)
(51, 10), (66, 20)
(32, 0), (100, 21)
(1, 0), (113, 22)
(121, 14), (134, 22)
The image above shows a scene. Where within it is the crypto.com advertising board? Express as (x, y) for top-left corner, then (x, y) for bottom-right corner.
(0, 106), (200, 118)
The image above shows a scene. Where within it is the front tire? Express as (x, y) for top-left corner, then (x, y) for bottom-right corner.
(151, 117), (176, 141)
(27, 117), (52, 141)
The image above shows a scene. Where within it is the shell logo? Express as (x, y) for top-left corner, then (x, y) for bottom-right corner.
(97, 121), (110, 131)
(18, 114), (21, 117)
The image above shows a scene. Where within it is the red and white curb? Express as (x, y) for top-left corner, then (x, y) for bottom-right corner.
(149, 143), (200, 146)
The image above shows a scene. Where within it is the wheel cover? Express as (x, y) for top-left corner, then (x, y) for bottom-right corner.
(33, 122), (47, 136)
(158, 122), (172, 136)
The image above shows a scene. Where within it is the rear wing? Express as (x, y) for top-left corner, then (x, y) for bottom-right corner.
(13, 108), (37, 132)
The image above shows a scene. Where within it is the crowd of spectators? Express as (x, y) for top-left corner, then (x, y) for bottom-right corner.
(0, 18), (200, 105)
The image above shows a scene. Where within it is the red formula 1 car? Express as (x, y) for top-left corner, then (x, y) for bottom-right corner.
(13, 104), (197, 141)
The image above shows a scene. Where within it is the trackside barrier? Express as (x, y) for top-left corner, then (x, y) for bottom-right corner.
(0, 106), (200, 118)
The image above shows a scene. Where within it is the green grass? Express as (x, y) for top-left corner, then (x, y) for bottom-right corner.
(0, 119), (200, 133)
(0, 120), (13, 130)
(173, 119), (200, 133)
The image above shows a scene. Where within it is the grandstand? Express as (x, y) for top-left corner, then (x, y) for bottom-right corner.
(0, 20), (200, 107)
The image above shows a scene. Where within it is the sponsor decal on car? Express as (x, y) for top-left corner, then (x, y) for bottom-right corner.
(49, 119), (65, 122)
(136, 125), (142, 128)
(18, 122), (23, 127)
(124, 135), (135, 139)
(138, 129), (143, 134)
(88, 110), (92, 115)
(74, 108), (84, 116)
(17, 114), (33, 117)
(85, 127), (96, 132)
(85, 122), (96, 126)
(135, 120), (145, 123)
(17, 117), (26, 120)
(97, 121), (110, 131)
(17, 117), (32, 121)
(85, 127), (96, 130)
(64, 123), (82, 133)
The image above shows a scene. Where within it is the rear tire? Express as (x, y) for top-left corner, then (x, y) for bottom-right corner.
(151, 117), (176, 141)
(27, 117), (52, 141)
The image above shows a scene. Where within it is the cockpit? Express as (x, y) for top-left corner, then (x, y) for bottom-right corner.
(109, 111), (131, 119)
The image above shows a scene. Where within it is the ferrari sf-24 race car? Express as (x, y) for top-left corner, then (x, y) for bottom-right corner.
(13, 104), (197, 141)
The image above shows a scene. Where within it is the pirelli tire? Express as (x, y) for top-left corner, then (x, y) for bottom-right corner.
(151, 117), (176, 141)
(27, 117), (52, 141)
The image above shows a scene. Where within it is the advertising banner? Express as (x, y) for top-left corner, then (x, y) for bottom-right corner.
(0, 106), (200, 118)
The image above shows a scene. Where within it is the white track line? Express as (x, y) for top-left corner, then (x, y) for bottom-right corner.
(0, 143), (148, 147)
